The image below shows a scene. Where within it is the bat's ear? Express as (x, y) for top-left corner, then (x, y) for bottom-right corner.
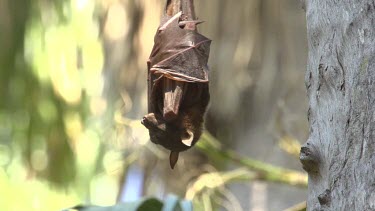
(181, 129), (194, 147)
(169, 151), (179, 169)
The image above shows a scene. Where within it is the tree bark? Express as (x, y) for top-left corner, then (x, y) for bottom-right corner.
(301, 1), (375, 210)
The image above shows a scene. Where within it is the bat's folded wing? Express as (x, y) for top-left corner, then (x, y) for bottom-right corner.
(149, 13), (211, 83)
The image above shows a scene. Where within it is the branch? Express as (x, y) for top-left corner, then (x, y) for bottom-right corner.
(196, 132), (308, 188)
(114, 114), (307, 187)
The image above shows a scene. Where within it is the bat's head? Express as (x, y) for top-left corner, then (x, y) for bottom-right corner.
(141, 112), (202, 168)
(141, 113), (198, 151)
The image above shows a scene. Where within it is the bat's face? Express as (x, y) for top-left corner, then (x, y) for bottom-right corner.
(141, 113), (196, 152)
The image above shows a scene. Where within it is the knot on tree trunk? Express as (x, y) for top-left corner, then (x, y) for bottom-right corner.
(300, 141), (320, 174)
(318, 189), (331, 207)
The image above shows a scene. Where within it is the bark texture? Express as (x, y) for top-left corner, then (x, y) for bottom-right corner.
(302, 1), (375, 210)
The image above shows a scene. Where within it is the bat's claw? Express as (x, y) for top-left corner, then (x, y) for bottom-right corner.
(179, 20), (204, 26)
(179, 20), (204, 30)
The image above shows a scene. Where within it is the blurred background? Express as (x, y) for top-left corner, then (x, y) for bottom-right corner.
(0, 0), (308, 210)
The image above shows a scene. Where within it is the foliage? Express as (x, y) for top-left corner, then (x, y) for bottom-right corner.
(65, 195), (192, 211)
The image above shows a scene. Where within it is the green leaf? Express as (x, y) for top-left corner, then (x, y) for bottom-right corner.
(137, 198), (163, 211)
(67, 198), (163, 211)
(65, 196), (193, 211)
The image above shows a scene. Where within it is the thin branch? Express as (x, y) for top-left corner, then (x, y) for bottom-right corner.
(196, 132), (308, 188)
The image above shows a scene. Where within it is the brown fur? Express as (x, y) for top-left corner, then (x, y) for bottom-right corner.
(142, 81), (209, 152)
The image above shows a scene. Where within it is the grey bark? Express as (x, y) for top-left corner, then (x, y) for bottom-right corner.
(301, 1), (375, 210)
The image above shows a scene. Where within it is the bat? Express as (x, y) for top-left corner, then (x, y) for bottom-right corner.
(141, 0), (211, 169)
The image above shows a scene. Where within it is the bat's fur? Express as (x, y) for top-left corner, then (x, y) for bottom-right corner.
(142, 81), (209, 152)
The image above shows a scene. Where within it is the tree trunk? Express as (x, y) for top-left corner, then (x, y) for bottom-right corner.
(301, 1), (375, 210)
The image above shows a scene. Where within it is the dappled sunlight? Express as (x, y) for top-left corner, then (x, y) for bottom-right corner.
(24, 0), (103, 105)
(2, 0), (111, 210)
(0, 157), (79, 211)
(76, 130), (100, 166)
(90, 174), (119, 206)
(104, 2), (128, 41)
(0, 0), (309, 210)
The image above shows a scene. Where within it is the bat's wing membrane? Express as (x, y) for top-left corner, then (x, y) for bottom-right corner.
(149, 12), (211, 83)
